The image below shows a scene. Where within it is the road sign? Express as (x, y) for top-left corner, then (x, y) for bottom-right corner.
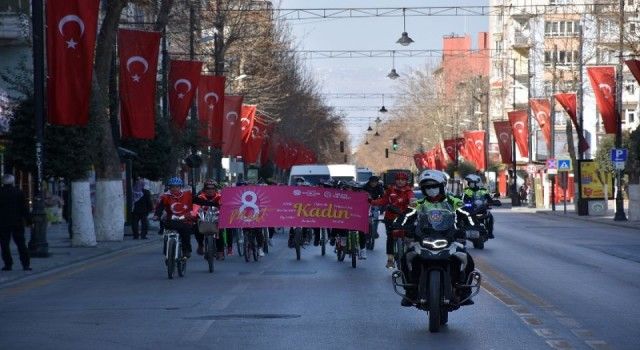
(526, 164), (538, 173)
(546, 158), (557, 170)
(610, 148), (628, 162)
(558, 158), (572, 172)
(614, 161), (626, 170)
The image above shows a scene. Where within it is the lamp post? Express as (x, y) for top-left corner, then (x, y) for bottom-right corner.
(511, 57), (521, 207)
(614, 0), (627, 221)
(28, 0), (49, 257)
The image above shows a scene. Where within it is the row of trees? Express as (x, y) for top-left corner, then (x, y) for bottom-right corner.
(1, 0), (347, 246)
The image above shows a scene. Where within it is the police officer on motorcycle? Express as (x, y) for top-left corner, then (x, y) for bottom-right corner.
(400, 170), (475, 307)
(461, 174), (500, 239)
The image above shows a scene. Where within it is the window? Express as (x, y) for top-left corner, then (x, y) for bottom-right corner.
(625, 80), (637, 94)
(544, 20), (580, 36)
(628, 110), (636, 124)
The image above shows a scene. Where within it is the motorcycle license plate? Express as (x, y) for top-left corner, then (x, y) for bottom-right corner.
(466, 230), (480, 239)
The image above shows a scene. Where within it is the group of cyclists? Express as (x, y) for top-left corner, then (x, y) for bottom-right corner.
(152, 169), (497, 305)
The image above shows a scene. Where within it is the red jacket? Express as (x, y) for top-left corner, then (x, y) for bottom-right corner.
(371, 185), (414, 220)
(155, 190), (193, 222)
(192, 191), (221, 215)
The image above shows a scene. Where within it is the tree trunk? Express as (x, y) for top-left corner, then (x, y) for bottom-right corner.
(91, 0), (127, 241)
(71, 180), (96, 247)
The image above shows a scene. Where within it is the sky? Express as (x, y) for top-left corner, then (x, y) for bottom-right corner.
(276, 0), (489, 149)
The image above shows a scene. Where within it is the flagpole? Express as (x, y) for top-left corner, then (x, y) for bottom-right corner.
(28, 0), (49, 257)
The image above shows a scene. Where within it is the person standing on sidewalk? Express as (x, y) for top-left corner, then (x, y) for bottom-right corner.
(0, 174), (31, 271)
(131, 179), (154, 239)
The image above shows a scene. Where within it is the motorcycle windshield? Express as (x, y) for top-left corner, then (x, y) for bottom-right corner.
(418, 208), (455, 233)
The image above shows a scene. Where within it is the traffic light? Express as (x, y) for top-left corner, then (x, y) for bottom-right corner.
(385, 148), (389, 158)
(339, 141), (344, 153)
(392, 138), (398, 151)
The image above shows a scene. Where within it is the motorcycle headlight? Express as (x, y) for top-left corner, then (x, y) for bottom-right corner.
(421, 238), (449, 250)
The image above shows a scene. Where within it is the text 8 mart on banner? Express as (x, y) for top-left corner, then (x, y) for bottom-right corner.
(219, 186), (369, 232)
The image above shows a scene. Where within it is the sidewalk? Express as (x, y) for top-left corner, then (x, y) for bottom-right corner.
(503, 200), (640, 231)
(0, 221), (161, 287)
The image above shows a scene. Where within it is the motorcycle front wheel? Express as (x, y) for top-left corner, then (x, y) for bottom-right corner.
(428, 270), (442, 333)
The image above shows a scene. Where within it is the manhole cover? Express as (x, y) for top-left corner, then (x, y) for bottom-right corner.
(262, 271), (317, 276)
(185, 314), (301, 321)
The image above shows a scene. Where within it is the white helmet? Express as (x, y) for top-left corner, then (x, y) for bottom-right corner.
(465, 174), (482, 189)
(418, 170), (447, 186)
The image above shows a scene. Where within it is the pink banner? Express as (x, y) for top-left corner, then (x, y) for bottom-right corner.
(219, 186), (369, 232)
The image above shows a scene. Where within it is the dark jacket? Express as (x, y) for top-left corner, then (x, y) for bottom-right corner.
(133, 189), (154, 215)
(362, 183), (385, 200)
(0, 184), (31, 227)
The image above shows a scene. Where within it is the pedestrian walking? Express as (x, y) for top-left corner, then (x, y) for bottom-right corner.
(0, 174), (31, 271)
(131, 179), (153, 239)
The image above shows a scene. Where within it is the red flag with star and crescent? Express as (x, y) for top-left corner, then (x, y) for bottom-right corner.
(118, 29), (161, 139)
(508, 110), (529, 158)
(46, 0), (100, 126)
(222, 95), (244, 156)
(464, 130), (486, 171)
(242, 116), (266, 164)
(587, 66), (618, 134)
(529, 98), (552, 151)
(240, 104), (257, 142)
(493, 121), (513, 164)
(443, 139), (457, 163)
(555, 93), (590, 153)
(169, 60), (203, 128)
(197, 75), (225, 145)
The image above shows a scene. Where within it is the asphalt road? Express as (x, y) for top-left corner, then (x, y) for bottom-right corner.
(1, 210), (638, 350)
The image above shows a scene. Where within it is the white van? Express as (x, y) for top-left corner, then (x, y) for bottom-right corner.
(328, 164), (357, 183)
(288, 164), (331, 185)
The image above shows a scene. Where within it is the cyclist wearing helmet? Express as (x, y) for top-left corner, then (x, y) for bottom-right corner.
(362, 175), (384, 200)
(370, 172), (414, 269)
(461, 174), (498, 239)
(404, 169), (475, 306)
(153, 177), (194, 258)
(193, 180), (224, 256)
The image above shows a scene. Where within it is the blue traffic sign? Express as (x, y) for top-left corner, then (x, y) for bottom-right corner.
(557, 159), (572, 171)
(610, 148), (628, 162)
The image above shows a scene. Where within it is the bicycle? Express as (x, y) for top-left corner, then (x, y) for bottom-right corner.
(335, 230), (360, 268)
(197, 208), (219, 273)
(162, 217), (189, 279)
(243, 228), (261, 262)
(367, 206), (381, 250)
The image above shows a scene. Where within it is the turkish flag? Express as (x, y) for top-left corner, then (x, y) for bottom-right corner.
(118, 29), (160, 139)
(555, 93), (590, 153)
(197, 75), (225, 146)
(464, 130), (486, 171)
(260, 123), (275, 165)
(46, 0), (100, 126)
(493, 121), (513, 164)
(169, 60), (203, 128)
(222, 95), (244, 156)
(240, 105), (256, 142)
(242, 116), (265, 164)
(587, 66), (618, 134)
(529, 98), (552, 151)
(626, 59), (640, 84)
(434, 146), (445, 170)
(413, 153), (425, 170)
(508, 110), (529, 158)
(443, 139), (457, 162)
(456, 137), (468, 162)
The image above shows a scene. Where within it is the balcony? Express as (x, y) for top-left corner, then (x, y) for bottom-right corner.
(512, 31), (532, 52)
(0, 6), (29, 45)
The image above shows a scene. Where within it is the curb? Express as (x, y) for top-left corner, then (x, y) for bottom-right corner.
(0, 238), (160, 290)
(535, 210), (640, 231)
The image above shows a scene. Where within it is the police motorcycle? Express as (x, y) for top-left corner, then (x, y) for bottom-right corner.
(391, 193), (482, 332)
(458, 192), (501, 250)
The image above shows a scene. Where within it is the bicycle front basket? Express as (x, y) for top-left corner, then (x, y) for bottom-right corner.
(198, 221), (219, 235)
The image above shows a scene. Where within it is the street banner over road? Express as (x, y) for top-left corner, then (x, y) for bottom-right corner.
(118, 29), (161, 139)
(46, 0), (100, 126)
(219, 186), (369, 232)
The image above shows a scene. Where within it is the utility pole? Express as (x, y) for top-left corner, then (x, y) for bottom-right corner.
(614, 0), (628, 221)
(161, 28), (168, 119)
(28, 0), (49, 257)
(212, 0), (225, 183)
(511, 57), (520, 206)
(550, 45), (557, 211)
(576, 21), (587, 215)
(527, 48), (536, 208)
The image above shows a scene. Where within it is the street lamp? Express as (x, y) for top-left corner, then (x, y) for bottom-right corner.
(388, 51), (399, 79)
(374, 116), (382, 136)
(379, 94), (388, 113)
(396, 8), (414, 46)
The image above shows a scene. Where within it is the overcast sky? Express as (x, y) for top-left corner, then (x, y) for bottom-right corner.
(276, 0), (489, 148)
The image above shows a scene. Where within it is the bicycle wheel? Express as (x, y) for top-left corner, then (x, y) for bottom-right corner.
(252, 238), (259, 262)
(243, 230), (250, 263)
(367, 221), (376, 250)
(166, 239), (176, 279)
(236, 229), (244, 257)
(320, 229), (326, 256)
(205, 235), (215, 273)
(337, 238), (346, 262)
(177, 247), (186, 277)
(294, 227), (302, 260)
(350, 233), (357, 268)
